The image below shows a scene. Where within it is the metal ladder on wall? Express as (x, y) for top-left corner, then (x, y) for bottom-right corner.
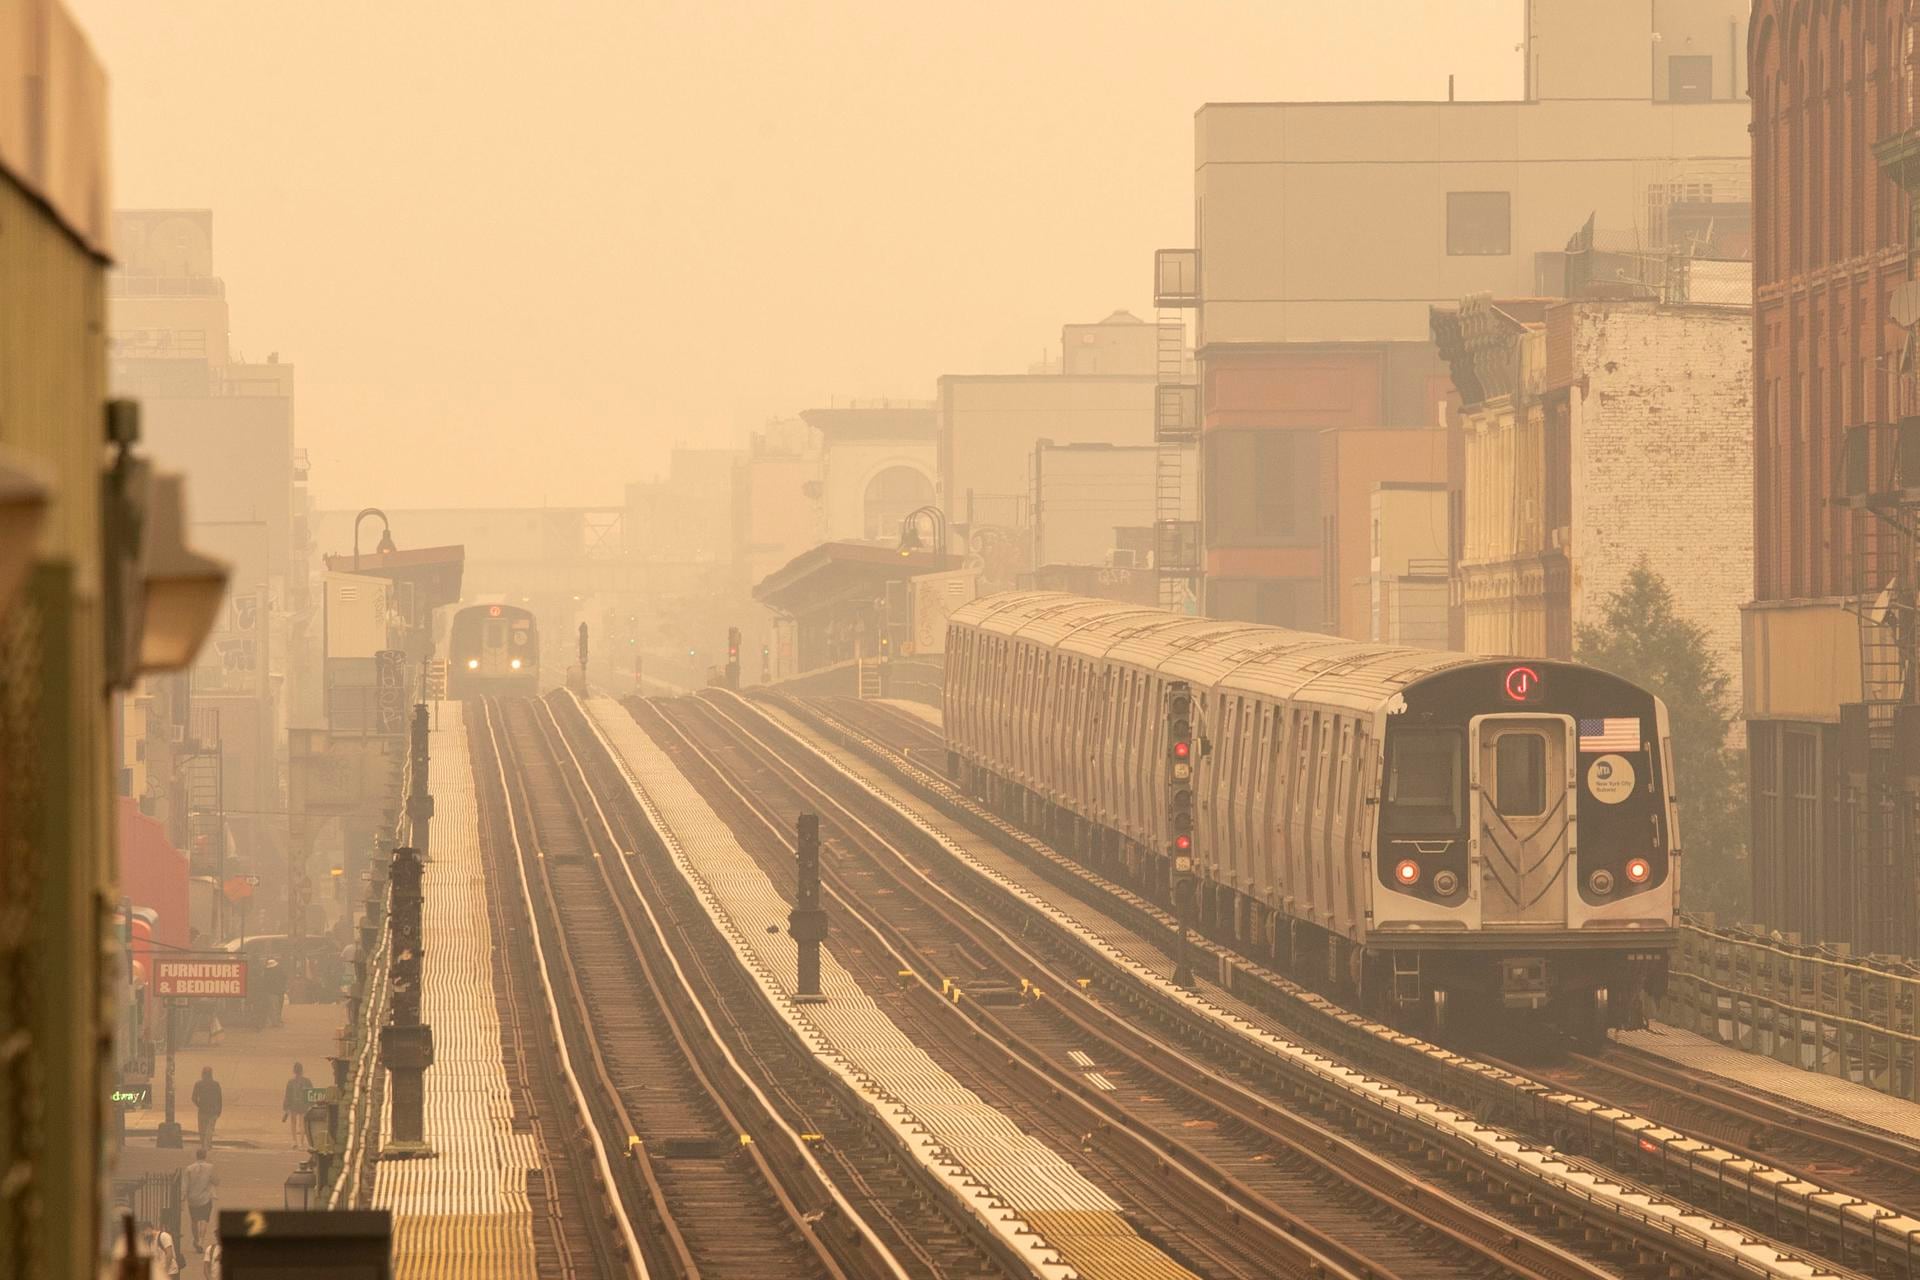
(857, 658), (883, 700)
(1155, 308), (1192, 611)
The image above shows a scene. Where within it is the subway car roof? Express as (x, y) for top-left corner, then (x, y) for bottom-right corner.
(951, 591), (1511, 715)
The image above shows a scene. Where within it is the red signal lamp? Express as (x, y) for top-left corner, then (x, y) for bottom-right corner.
(1624, 857), (1651, 884)
(1173, 834), (1192, 852)
(1173, 740), (1191, 759)
(1394, 859), (1420, 886)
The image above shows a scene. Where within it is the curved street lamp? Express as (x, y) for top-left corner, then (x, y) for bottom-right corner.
(352, 507), (396, 569)
(896, 505), (947, 558)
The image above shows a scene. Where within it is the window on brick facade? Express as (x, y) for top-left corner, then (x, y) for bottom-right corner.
(1446, 192), (1510, 256)
(1205, 429), (1319, 545)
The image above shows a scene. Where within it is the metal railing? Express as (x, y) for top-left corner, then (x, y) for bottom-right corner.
(1660, 914), (1919, 1101)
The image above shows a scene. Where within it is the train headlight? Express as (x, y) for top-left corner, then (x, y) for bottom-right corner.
(466, 658), (479, 670)
(1588, 868), (1615, 895)
(1394, 859), (1420, 887)
(1624, 857), (1651, 884)
(1432, 869), (1459, 896)
(510, 658), (522, 669)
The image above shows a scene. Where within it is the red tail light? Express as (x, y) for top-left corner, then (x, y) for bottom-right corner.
(1625, 857), (1651, 884)
(1394, 859), (1420, 886)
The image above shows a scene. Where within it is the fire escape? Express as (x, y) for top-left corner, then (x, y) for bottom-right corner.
(1838, 419), (1920, 959)
(1153, 249), (1200, 612)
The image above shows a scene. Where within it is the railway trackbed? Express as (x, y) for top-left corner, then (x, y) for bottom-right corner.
(1491, 1041), (1920, 1223)
(476, 695), (1004, 1280)
(635, 692), (1610, 1280)
(762, 691), (1912, 1280)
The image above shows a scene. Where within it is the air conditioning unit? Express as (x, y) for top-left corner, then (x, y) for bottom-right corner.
(1109, 548), (1142, 569)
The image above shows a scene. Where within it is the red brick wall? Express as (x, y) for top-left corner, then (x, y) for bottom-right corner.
(1751, 1), (1912, 604)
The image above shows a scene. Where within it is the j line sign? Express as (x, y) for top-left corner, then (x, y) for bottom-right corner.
(154, 957), (248, 999)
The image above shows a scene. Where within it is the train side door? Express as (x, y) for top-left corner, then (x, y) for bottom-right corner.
(1470, 715), (1576, 926)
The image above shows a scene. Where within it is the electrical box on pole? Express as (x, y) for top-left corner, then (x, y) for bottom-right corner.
(788, 813), (827, 1002)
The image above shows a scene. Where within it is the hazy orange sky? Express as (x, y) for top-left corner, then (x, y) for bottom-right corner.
(70, 1), (1521, 508)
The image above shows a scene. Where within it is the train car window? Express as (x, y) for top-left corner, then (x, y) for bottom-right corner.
(485, 620), (505, 648)
(1381, 729), (1463, 833)
(1494, 733), (1547, 816)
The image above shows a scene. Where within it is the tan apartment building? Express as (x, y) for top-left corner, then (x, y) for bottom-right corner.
(1316, 427), (1449, 640)
(1187, 0), (1752, 629)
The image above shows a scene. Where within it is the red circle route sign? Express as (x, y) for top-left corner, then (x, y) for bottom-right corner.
(1503, 665), (1541, 701)
(223, 875), (257, 902)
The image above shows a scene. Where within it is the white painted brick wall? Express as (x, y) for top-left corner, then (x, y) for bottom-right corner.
(1569, 303), (1753, 714)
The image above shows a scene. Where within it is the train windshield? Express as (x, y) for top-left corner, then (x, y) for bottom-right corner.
(1382, 728), (1463, 833)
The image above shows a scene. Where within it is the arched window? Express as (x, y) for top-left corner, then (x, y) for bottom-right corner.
(862, 466), (934, 541)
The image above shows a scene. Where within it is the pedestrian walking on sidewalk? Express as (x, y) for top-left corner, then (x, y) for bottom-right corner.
(140, 1223), (182, 1278)
(283, 1062), (313, 1149)
(189, 1067), (222, 1150)
(181, 1147), (217, 1253)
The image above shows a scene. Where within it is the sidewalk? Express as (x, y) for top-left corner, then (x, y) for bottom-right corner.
(117, 1000), (343, 1278)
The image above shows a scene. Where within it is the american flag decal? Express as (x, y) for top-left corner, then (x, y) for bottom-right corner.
(1578, 718), (1640, 752)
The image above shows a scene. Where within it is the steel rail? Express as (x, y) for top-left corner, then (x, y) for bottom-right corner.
(659, 692), (1622, 1280)
(532, 694), (910, 1280)
(478, 699), (650, 1275)
(769, 691), (1886, 1280)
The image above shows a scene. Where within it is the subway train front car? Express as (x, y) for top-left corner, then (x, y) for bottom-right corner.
(1372, 659), (1675, 1046)
(447, 602), (540, 697)
(943, 592), (1677, 1050)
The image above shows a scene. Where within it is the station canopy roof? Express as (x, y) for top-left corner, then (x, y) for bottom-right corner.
(753, 540), (959, 616)
(321, 543), (466, 613)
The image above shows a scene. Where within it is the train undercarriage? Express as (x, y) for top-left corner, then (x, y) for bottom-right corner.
(953, 756), (1670, 1051)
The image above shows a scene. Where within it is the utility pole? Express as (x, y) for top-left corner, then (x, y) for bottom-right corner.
(787, 814), (827, 1002)
(156, 999), (183, 1148)
(1166, 681), (1196, 987)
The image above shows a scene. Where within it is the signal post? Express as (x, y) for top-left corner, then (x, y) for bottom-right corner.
(1166, 681), (1196, 987)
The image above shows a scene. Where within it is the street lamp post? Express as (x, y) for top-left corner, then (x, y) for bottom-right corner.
(896, 505), (948, 558)
(351, 508), (396, 571)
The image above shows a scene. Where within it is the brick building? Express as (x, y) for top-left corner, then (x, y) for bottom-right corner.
(1746, 1), (1919, 955)
(1432, 294), (1753, 701)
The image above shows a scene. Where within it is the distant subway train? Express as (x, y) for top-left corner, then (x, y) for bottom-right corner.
(943, 592), (1678, 1045)
(447, 603), (539, 697)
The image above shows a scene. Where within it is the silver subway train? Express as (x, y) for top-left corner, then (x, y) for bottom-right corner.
(943, 591), (1678, 1045)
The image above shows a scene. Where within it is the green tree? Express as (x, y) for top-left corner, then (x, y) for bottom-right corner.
(1575, 560), (1750, 920)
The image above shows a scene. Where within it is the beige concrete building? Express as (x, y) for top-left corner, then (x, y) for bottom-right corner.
(802, 403), (937, 543)
(938, 311), (1161, 564)
(1189, 0), (1752, 625)
(1369, 483), (1451, 648)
